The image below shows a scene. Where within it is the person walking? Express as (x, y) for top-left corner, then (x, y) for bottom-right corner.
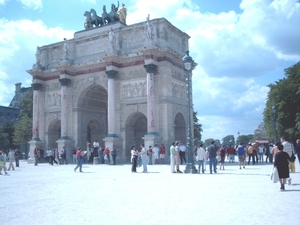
(147, 145), (153, 165)
(208, 141), (218, 174)
(0, 151), (8, 175)
(247, 143), (255, 165)
(237, 143), (246, 169)
(258, 144), (264, 163)
(274, 143), (291, 191)
(14, 149), (20, 167)
(131, 146), (138, 172)
(139, 144), (148, 173)
(74, 147), (84, 172)
(34, 147), (40, 166)
(61, 146), (68, 165)
(111, 145), (117, 165)
(179, 143), (187, 164)
(174, 141), (182, 173)
(219, 145), (226, 170)
(196, 143), (206, 174)
(159, 144), (165, 164)
(170, 141), (176, 173)
(104, 146), (110, 165)
(72, 148), (77, 164)
(152, 144), (159, 164)
(295, 139), (300, 164)
(7, 148), (15, 171)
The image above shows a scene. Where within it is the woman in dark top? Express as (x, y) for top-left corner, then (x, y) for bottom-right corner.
(274, 144), (291, 191)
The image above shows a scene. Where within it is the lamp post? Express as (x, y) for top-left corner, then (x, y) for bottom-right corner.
(272, 105), (277, 144)
(182, 50), (197, 174)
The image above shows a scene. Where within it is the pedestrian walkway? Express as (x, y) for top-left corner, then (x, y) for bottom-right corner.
(1, 160), (299, 225)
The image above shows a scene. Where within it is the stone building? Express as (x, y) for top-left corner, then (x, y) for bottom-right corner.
(27, 17), (195, 163)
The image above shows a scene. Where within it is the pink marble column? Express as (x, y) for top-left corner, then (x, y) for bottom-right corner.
(144, 64), (157, 134)
(31, 83), (42, 140)
(59, 78), (71, 139)
(105, 70), (118, 136)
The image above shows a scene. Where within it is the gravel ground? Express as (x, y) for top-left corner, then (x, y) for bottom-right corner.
(1, 159), (299, 225)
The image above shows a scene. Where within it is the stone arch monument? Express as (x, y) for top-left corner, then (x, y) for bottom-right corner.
(27, 16), (195, 163)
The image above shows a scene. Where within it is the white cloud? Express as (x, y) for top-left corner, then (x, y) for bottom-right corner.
(18, 0), (42, 10)
(0, 0), (8, 5)
(0, 18), (74, 106)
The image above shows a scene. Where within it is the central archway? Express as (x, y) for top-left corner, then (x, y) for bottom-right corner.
(77, 84), (108, 149)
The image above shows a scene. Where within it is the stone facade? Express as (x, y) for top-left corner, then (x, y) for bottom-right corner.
(27, 17), (193, 163)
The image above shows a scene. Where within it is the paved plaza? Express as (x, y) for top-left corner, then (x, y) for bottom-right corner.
(1, 159), (300, 225)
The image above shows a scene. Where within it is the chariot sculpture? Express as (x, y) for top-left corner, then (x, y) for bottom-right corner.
(84, 1), (127, 29)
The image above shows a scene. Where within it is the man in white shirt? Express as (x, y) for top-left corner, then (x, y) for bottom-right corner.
(179, 143), (186, 164)
(152, 144), (159, 164)
(281, 136), (294, 184)
(93, 140), (100, 157)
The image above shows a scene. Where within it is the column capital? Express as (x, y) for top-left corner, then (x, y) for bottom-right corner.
(105, 70), (118, 79)
(31, 83), (43, 91)
(59, 78), (71, 86)
(144, 63), (157, 74)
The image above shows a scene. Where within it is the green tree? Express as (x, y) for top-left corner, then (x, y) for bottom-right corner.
(0, 126), (9, 150)
(13, 90), (33, 145)
(222, 135), (235, 147)
(193, 111), (203, 145)
(204, 138), (221, 148)
(2, 121), (15, 149)
(236, 135), (252, 145)
(263, 62), (300, 143)
(253, 122), (268, 141)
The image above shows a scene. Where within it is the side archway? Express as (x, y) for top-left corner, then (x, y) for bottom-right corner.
(174, 112), (186, 144)
(47, 119), (61, 148)
(125, 112), (147, 161)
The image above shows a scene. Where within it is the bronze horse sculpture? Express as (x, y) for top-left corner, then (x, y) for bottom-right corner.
(84, 9), (103, 29)
(102, 5), (111, 25)
(84, 1), (120, 28)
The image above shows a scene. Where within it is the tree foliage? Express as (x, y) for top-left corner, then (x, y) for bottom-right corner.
(263, 62), (300, 143)
(13, 90), (33, 145)
(204, 138), (221, 148)
(236, 134), (253, 145)
(193, 111), (203, 145)
(0, 126), (9, 150)
(222, 135), (235, 147)
(253, 122), (268, 141)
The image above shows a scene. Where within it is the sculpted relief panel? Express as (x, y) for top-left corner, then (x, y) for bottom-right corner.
(46, 92), (61, 107)
(172, 82), (186, 100)
(172, 69), (185, 82)
(122, 81), (147, 99)
(76, 39), (108, 57)
(121, 28), (145, 48)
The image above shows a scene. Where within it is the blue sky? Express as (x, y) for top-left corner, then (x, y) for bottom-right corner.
(0, 0), (300, 142)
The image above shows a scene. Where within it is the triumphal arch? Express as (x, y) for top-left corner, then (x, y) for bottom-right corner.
(27, 10), (193, 163)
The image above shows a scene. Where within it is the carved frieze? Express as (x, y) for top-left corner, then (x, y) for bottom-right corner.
(172, 82), (186, 100)
(121, 28), (144, 48)
(172, 69), (185, 82)
(46, 92), (61, 107)
(121, 81), (147, 99)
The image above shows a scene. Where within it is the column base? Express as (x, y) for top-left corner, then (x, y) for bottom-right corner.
(184, 163), (198, 174)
